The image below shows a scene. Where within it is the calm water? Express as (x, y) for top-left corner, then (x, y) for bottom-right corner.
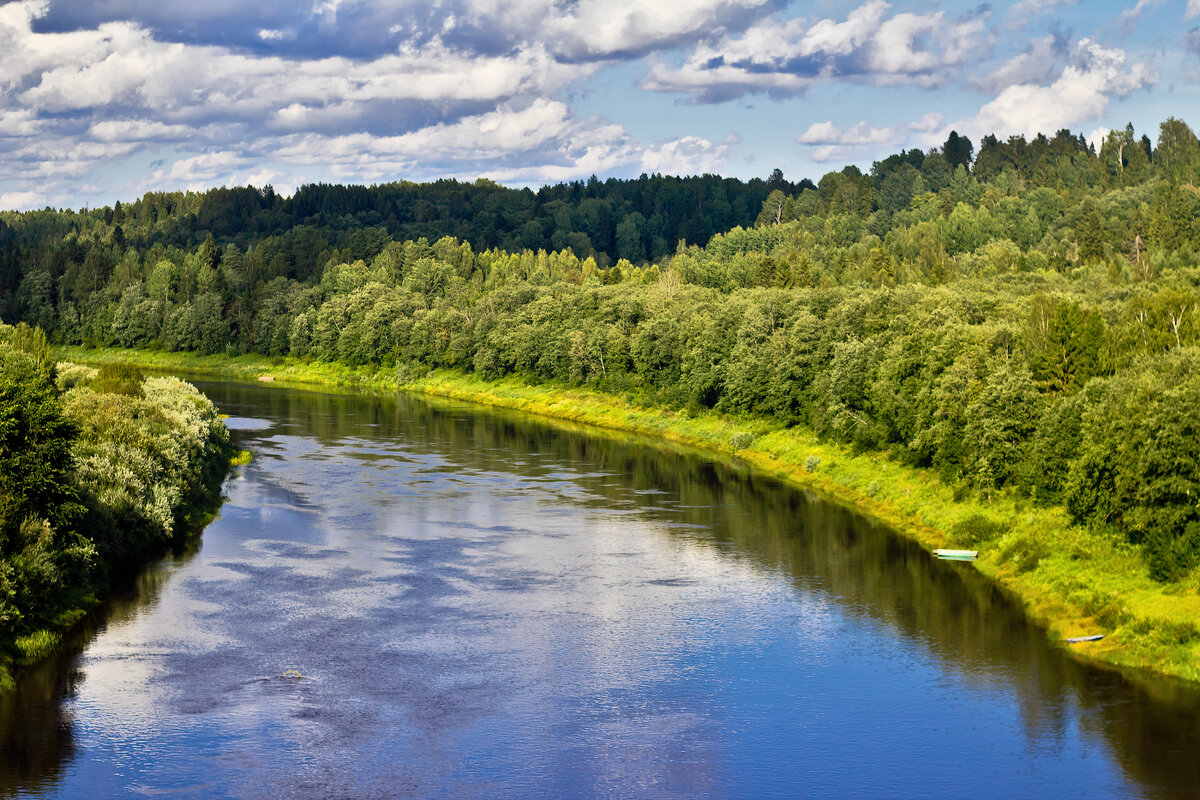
(3, 381), (1200, 799)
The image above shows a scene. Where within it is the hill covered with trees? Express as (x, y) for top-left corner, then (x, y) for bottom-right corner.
(2, 118), (1200, 585)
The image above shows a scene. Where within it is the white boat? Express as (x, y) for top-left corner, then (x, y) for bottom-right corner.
(933, 548), (978, 561)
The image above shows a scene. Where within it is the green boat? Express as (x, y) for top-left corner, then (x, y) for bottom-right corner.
(934, 548), (978, 561)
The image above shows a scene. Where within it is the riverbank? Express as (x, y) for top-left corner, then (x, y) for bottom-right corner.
(56, 346), (1200, 683)
(0, 359), (234, 690)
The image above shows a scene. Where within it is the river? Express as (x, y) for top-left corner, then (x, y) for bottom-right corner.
(2, 380), (1199, 799)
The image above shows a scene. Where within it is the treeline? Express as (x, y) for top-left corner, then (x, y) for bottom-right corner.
(0, 172), (805, 297)
(0, 325), (231, 681)
(3, 118), (1200, 580)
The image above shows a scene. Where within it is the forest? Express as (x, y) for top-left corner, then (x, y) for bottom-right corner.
(1, 119), (1199, 583)
(0, 325), (232, 684)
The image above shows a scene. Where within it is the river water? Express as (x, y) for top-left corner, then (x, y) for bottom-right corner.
(2, 381), (1200, 799)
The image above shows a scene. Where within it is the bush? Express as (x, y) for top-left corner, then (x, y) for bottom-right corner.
(950, 514), (1007, 547)
(804, 455), (821, 472)
(1145, 521), (1200, 583)
(92, 361), (145, 397)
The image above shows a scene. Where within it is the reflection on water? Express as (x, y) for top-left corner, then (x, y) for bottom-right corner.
(2, 382), (1199, 799)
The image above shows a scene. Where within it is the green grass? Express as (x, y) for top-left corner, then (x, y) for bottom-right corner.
(56, 345), (1200, 684)
(13, 630), (62, 662)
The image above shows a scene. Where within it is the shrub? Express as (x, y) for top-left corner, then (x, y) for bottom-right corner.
(950, 514), (1007, 547)
(730, 432), (754, 450)
(804, 455), (821, 472)
(92, 361), (145, 397)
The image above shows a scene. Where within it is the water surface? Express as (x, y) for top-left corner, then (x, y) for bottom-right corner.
(3, 381), (1200, 799)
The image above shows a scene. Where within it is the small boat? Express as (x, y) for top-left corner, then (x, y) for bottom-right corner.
(934, 548), (978, 561)
(1066, 634), (1105, 644)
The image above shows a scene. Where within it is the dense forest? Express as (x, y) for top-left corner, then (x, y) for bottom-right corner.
(0, 325), (231, 681)
(2, 119), (1200, 582)
(0, 172), (804, 296)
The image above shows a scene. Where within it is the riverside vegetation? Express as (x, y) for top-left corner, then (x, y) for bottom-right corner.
(6, 119), (1200, 679)
(0, 324), (233, 688)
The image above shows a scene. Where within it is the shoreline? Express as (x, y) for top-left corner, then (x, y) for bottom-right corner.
(55, 345), (1200, 685)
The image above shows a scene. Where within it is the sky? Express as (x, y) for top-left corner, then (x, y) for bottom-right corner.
(0, 0), (1197, 210)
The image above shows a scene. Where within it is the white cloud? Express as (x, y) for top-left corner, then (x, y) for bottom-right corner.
(273, 99), (610, 167)
(795, 113), (945, 163)
(0, 190), (44, 210)
(964, 39), (1157, 140)
(798, 120), (895, 146)
(1188, 0), (1200, 19)
(639, 135), (731, 176)
(539, 0), (773, 60)
(910, 112), (946, 133)
(0, 109), (41, 137)
(89, 119), (196, 142)
(644, 1), (992, 102)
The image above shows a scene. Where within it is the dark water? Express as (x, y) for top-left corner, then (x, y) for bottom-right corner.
(3, 382), (1200, 799)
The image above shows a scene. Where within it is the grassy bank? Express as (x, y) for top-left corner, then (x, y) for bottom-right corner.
(58, 346), (1200, 683)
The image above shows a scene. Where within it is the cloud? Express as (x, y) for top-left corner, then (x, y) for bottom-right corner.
(639, 135), (732, 175)
(0, 190), (44, 210)
(88, 119), (198, 142)
(0, 0), (780, 205)
(798, 120), (895, 146)
(970, 34), (1065, 92)
(30, 0), (779, 62)
(1117, 0), (1168, 32)
(795, 113), (944, 163)
(1190, 0), (1200, 20)
(1007, 0), (1077, 26)
(910, 112), (946, 134)
(120, 99), (710, 191)
(643, 0), (992, 102)
(0, 109), (42, 138)
(1188, 27), (1200, 55)
(539, 0), (776, 61)
(0, 0), (617, 202)
(961, 39), (1157, 140)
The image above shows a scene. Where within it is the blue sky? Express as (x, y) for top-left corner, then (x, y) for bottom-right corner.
(0, 0), (1197, 210)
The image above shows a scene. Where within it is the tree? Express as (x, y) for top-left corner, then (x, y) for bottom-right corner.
(615, 212), (646, 263)
(756, 190), (794, 226)
(943, 131), (974, 171)
(1155, 117), (1200, 184)
(1025, 296), (1106, 394)
(0, 327), (81, 551)
(1101, 123), (1150, 185)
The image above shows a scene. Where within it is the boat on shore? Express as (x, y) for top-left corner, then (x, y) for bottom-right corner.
(933, 549), (978, 561)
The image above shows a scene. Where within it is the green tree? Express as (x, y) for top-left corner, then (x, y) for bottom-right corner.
(0, 327), (81, 551)
(1155, 117), (1200, 184)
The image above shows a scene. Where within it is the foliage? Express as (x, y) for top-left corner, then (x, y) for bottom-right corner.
(0, 324), (232, 675)
(91, 361), (145, 397)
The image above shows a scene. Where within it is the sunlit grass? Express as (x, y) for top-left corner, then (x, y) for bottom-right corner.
(14, 630), (61, 662)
